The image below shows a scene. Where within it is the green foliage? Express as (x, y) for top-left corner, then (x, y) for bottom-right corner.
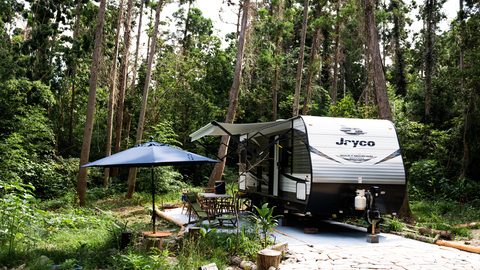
(382, 217), (405, 232)
(173, 227), (261, 269)
(135, 167), (185, 195)
(412, 200), (480, 238)
(408, 159), (446, 199)
(328, 94), (360, 118)
(249, 203), (282, 248)
(113, 249), (170, 270)
(0, 180), (39, 254)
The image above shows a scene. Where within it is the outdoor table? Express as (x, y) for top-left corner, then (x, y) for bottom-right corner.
(198, 193), (233, 216)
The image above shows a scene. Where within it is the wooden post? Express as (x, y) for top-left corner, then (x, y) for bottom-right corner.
(257, 249), (281, 270)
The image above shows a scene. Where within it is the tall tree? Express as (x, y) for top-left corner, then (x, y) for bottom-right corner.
(114, 0), (135, 157)
(390, 0), (407, 96)
(68, 0), (84, 148)
(130, 0), (145, 90)
(459, 0), (479, 180)
(302, 1), (324, 115)
(423, 0), (437, 122)
(292, 0), (309, 116)
(362, 0), (392, 120)
(76, 0), (107, 206)
(271, 0), (284, 120)
(104, 0), (125, 187)
(331, 0), (342, 105)
(209, 0), (250, 186)
(126, 0), (164, 199)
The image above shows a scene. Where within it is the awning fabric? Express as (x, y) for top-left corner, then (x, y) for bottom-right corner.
(190, 119), (291, 142)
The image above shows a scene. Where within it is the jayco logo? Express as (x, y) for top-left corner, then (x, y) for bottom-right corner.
(335, 137), (375, 147)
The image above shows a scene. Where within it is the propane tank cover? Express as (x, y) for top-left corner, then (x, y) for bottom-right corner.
(355, 189), (367, 210)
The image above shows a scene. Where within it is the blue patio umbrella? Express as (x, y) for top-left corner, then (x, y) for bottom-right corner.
(82, 140), (218, 234)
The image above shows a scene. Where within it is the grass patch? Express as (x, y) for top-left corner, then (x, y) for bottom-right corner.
(411, 200), (480, 225)
(411, 200), (480, 238)
(1, 190), (263, 269)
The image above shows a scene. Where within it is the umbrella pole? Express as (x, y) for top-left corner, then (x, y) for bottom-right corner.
(151, 167), (156, 234)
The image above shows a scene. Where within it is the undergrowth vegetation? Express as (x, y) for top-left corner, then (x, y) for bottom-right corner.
(0, 184), (263, 269)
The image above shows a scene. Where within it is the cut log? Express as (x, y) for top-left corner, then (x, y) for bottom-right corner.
(418, 227), (453, 240)
(454, 222), (480, 229)
(257, 249), (281, 270)
(389, 231), (437, 244)
(436, 240), (480, 254)
(154, 208), (186, 237)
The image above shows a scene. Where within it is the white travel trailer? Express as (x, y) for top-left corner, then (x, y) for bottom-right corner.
(190, 116), (406, 220)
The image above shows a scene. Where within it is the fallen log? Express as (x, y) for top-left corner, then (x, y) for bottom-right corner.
(390, 231), (437, 244)
(404, 224), (453, 240)
(454, 222), (480, 229)
(154, 208), (186, 237)
(418, 227), (453, 240)
(436, 240), (480, 254)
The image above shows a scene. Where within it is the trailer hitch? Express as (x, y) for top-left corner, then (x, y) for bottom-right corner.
(365, 186), (381, 243)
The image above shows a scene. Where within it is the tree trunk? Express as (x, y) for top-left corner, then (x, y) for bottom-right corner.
(76, 0), (107, 206)
(391, 0), (407, 96)
(181, 0), (193, 54)
(292, 0), (309, 117)
(209, 0), (251, 186)
(126, 0), (164, 199)
(130, 0), (145, 91)
(271, 0), (284, 121)
(302, 2), (324, 115)
(68, 0), (83, 148)
(459, 0), (469, 179)
(104, 0), (125, 187)
(424, 0), (436, 122)
(331, 0), (342, 105)
(114, 0), (134, 161)
(363, 0), (392, 120)
(320, 26), (331, 98)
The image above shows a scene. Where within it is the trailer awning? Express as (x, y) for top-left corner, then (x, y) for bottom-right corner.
(190, 119), (291, 142)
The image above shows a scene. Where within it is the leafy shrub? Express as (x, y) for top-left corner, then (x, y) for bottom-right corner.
(249, 203), (282, 247)
(328, 94), (360, 118)
(0, 181), (40, 254)
(408, 159), (446, 199)
(113, 249), (170, 270)
(382, 217), (405, 232)
(136, 167), (186, 194)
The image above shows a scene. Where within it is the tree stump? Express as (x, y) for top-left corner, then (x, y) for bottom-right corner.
(142, 231), (172, 250)
(257, 249), (281, 270)
(188, 226), (202, 240)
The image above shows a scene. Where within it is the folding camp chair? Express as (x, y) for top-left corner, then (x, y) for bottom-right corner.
(216, 195), (239, 228)
(185, 193), (218, 226)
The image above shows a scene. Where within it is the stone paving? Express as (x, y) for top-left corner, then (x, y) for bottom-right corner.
(278, 237), (480, 270)
(162, 208), (480, 270)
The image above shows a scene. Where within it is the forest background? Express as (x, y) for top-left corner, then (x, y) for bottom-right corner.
(0, 0), (479, 217)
